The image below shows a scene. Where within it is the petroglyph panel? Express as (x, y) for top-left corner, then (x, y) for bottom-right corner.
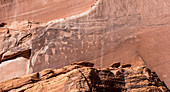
(28, 0), (170, 88)
(1, 0), (170, 88)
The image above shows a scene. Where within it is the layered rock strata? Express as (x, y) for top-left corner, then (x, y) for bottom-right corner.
(1, 0), (170, 89)
(0, 62), (169, 92)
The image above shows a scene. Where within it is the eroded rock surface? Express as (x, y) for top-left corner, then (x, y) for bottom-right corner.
(0, 62), (169, 92)
(1, 0), (170, 89)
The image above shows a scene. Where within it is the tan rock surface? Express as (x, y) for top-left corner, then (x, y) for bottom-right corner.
(0, 57), (29, 82)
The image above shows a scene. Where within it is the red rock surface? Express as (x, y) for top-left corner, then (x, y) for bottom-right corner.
(0, 62), (169, 92)
(1, 0), (170, 90)
(0, 0), (96, 23)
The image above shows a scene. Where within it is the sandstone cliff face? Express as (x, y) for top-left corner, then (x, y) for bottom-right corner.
(1, 0), (170, 89)
(0, 62), (169, 92)
(0, 0), (96, 22)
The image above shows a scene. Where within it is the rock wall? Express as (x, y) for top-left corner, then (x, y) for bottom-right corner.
(0, 0), (96, 22)
(0, 62), (169, 92)
(1, 0), (170, 89)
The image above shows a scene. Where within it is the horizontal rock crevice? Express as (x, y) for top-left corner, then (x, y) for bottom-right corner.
(0, 49), (31, 64)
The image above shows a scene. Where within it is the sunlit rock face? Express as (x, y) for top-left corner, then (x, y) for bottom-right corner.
(1, 0), (170, 89)
(0, 62), (169, 92)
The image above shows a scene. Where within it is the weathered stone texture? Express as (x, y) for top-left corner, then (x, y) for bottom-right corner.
(1, 0), (170, 89)
(0, 62), (169, 92)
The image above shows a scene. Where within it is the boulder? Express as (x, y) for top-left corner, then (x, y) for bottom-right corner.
(71, 61), (94, 67)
